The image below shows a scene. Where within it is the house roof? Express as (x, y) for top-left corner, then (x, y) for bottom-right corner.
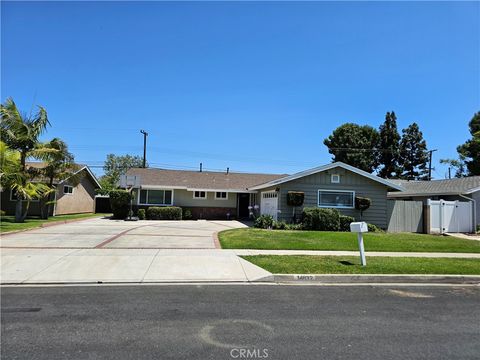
(388, 176), (480, 197)
(25, 162), (102, 189)
(248, 162), (405, 191)
(126, 167), (287, 192)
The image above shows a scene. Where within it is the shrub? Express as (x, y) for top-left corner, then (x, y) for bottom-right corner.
(367, 223), (382, 232)
(301, 207), (340, 231)
(0, 210), (5, 217)
(146, 206), (182, 220)
(355, 196), (371, 219)
(109, 190), (132, 219)
(137, 208), (146, 220)
(339, 215), (356, 232)
(254, 214), (274, 229)
(272, 221), (287, 230)
(183, 208), (193, 220)
(287, 192), (305, 206)
(285, 223), (303, 231)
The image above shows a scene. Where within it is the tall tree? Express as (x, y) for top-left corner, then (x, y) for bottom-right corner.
(100, 154), (145, 191)
(440, 157), (467, 178)
(398, 123), (429, 180)
(0, 98), (55, 222)
(457, 111), (480, 176)
(37, 138), (80, 219)
(323, 123), (379, 173)
(378, 111), (401, 178)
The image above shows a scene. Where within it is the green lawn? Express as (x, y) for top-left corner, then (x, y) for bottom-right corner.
(242, 255), (480, 275)
(220, 228), (480, 253)
(0, 213), (111, 233)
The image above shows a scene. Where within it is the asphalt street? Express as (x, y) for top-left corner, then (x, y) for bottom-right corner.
(1, 284), (479, 360)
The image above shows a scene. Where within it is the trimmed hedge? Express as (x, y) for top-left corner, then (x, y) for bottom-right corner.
(109, 190), (131, 219)
(302, 207), (340, 231)
(339, 215), (356, 232)
(146, 206), (182, 220)
(137, 208), (146, 220)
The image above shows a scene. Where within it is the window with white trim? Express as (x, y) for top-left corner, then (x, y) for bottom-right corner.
(63, 185), (74, 195)
(215, 192), (228, 200)
(318, 190), (354, 208)
(139, 189), (173, 205)
(331, 174), (340, 183)
(193, 191), (207, 199)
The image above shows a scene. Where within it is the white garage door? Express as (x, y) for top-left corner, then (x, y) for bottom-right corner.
(261, 191), (278, 220)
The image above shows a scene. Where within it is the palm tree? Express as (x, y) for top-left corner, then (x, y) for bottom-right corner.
(1, 97), (56, 222)
(0, 141), (52, 221)
(37, 138), (81, 219)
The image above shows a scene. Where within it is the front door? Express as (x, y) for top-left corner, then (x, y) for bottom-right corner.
(237, 193), (250, 219)
(261, 191), (278, 220)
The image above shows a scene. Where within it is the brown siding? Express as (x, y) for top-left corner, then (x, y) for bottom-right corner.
(55, 176), (96, 215)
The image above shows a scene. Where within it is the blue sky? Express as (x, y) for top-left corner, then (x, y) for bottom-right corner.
(2, 1), (479, 178)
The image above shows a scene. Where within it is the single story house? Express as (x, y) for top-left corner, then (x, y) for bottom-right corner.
(126, 162), (404, 228)
(388, 176), (480, 228)
(1, 162), (102, 216)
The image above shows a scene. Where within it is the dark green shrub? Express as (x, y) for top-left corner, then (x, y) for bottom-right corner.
(137, 208), (146, 220)
(355, 197), (371, 219)
(109, 190), (132, 219)
(272, 221), (287, 230)
(146, 206), (182, 220)
(367, 223), (382, 232)
(285, 223), (303, 230)
(339, 215), (356, 232)
(183, 208), (193, 220)
(254, 214), (274, 229)
(301, 207), (340, 231)
(287, 192), (305, 206)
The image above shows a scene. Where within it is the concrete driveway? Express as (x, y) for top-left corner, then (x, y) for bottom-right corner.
(0, 218), (271, 284)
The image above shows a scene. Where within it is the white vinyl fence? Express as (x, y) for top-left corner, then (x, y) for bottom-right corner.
(428, 200), (474, 234)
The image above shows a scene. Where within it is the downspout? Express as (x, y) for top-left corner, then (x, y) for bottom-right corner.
(459, 194), (476, 233)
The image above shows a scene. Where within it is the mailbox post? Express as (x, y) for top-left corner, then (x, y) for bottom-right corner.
(350, 222), (368, 266)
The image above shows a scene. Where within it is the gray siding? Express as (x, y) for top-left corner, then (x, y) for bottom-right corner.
(471, 191), (480, 227)
(261, 167), (390, 228)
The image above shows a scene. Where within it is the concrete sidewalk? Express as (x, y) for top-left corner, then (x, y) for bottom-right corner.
(233, 249), (480, 258)
(0, 249), (271, 284)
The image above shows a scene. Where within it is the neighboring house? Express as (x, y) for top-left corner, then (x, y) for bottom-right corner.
(1, 162), (102, 216)
(388, 177), (480, 228)
(126, 162), (404, 228)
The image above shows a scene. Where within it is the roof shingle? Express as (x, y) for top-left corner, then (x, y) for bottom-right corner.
(388, 176), (480, 197)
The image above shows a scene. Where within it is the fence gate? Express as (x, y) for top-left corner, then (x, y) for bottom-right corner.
(428, 200), (473, 234)
(387, 200), (424, 233)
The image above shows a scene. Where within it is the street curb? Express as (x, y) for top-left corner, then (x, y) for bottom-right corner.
(268, 274), (480, 284)
(212, 231), (222, 249)
(0, 216), (109, 236)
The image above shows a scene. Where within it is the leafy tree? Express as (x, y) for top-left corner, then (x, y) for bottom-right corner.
(101, 154), (145, 191)
(440, 157), (467, 178)
(457, 111), (480, 176)
(0, 98), (56, 222)
(398, 123), (429, 180)
(36, 138), (81, 219)
(323, 123), (379, 172)
(378, 111), (401, 178)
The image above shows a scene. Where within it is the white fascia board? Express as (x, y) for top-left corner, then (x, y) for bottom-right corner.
(465, 186), (480, 195)
(186, 188), (257, 193)
(140, 185), (187, 190)
(248, 162), (405, 191)
(387, 191), (464, 198)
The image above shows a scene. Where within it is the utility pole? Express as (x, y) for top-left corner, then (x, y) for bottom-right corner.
(140, 130), (148, 168)
(448, 167), (451, 179)
(428, 149), (437, 181)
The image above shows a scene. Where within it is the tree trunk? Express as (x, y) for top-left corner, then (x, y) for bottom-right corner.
(15, 198), (23, 222)
(20, 200), (30, 222)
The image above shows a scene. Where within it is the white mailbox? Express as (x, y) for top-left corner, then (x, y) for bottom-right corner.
(350, 222), (368, 266)
(350, 222), (368, 233)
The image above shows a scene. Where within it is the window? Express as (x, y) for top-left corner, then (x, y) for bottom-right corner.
(331, 174), (340, 184)
(318, 190), (354, 208)
(193, 191), (207, 199)
(63, 185), (74, 195)
(215, 192), (228, 200)
(139, 189), (173, 205)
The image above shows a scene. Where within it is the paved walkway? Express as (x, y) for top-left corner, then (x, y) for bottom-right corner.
(233, 249), (480, 258)
(446, 233), (480, 242)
